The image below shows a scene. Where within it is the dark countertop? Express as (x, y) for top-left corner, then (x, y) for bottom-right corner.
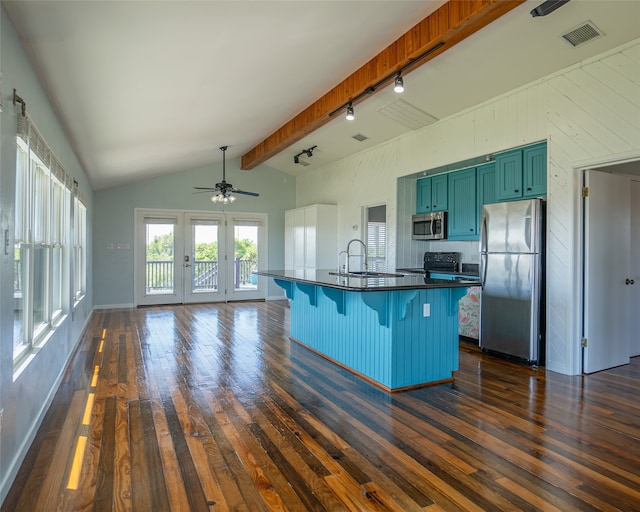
(255, 269), (480, 292)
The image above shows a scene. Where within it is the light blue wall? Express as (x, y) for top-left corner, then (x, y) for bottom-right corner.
(0, 7), (94, 504)
(93, 159), (295, 306)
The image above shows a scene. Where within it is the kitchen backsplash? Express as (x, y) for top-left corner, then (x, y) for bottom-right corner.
(396, 240), (480, 270)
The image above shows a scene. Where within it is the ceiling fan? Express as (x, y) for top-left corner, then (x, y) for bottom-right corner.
(193, 146), (259, 203)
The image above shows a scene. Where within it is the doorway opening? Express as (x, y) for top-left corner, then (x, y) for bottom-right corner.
(365, 204), (387, 271)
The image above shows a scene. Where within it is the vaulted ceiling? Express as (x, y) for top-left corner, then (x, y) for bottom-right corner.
(4, 0), (640, 190)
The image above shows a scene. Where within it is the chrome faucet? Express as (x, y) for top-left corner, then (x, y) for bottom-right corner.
(346, 238), (368, 274)
(337, 250), (348, 274)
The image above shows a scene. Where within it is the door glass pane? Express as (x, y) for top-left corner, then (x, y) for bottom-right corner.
(234, 224), (258, 291)
(146, 223), (175, 294)
(192, 223), (219, 293)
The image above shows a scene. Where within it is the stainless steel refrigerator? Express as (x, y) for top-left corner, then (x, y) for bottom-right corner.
(479, 198), (544, 364)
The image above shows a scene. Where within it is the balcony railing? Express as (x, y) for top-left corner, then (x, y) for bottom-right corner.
(146, 258), (257, 293)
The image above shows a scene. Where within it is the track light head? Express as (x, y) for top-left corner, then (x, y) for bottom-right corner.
(294, 155), (300, 164)
(393, 74), (404, 93)
(346, 103), (355, 121)
(530, 0), (570, 17)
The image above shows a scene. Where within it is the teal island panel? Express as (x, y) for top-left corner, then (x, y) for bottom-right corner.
(274, 279), (466, 391)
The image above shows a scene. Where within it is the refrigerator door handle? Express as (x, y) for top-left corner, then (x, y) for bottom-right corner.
(480, 253), (487, 289)
(480, 214), (487, 254)
(479, 214), (487, 289)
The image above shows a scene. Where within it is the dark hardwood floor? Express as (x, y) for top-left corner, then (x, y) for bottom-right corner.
(3, 300), (640, 511)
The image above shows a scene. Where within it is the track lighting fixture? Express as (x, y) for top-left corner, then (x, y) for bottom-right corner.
(294, 145), (317, 165)
(530, 0), (570, 17)
(393, 74), (404, 93)
(346, 104), (355, 121)
(328, 42), (444, 120)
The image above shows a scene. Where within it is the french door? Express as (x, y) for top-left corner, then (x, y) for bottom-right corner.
(135, 209), (266, 306)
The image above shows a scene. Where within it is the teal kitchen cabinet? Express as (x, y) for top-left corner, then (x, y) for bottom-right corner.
(447, 168), (477, 240)
(476, 162), (496, 234)
(523, 143), (547, 197)
(495, 149), (523, 201)
(495, 143), (547, 202)
(416, 174), (448, 214)
(477, 162), (496, 206)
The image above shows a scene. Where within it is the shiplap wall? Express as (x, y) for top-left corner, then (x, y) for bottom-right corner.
(296, 38), (640, 376)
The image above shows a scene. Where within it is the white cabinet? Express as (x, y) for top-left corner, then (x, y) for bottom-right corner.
(285, 204), (337, 270)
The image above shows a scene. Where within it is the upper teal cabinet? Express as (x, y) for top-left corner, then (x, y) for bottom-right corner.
(416, 174), (448, 214)
(496, 150), (523, 201)
(448, 168), (477, 240)
(496, 142), (547, 201)
(523, 143), (547, 197)
(477, 162), (497, 206)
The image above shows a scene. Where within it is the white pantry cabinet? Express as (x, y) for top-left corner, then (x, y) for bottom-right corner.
(285, 204), (337, 270)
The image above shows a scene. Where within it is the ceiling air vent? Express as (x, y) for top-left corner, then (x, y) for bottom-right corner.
(377, 99), (438, 130)
(352, 133), (369, 142)
(561, 21), (603, 47)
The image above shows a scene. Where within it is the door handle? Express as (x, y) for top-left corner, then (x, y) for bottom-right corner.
(626, 278), (635, 285)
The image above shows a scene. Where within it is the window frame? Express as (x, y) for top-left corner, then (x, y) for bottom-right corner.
(13, 116), (86, 369)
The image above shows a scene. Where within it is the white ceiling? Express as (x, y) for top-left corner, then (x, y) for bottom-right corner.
(3, 0), (640, 190)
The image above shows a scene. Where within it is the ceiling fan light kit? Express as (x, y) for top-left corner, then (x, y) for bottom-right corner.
(193, 145), (259, 203)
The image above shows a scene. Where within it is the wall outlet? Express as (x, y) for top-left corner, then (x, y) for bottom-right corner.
(423, 304), (430, 317)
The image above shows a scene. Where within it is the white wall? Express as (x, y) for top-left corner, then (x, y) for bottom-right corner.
(297, 38), (640, 376)
(93, 158), (295, 306)
(0, 8), (94, 504)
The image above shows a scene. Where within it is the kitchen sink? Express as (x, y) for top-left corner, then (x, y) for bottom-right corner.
(329, 271), (406, 278)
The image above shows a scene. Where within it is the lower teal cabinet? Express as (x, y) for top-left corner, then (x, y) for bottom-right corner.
(447, 168), (477, 240)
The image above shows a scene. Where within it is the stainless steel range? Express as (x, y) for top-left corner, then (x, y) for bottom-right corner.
(423, 251), (459, 276)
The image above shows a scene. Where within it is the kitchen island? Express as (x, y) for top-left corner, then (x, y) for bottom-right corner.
(255, 269), (479, 392)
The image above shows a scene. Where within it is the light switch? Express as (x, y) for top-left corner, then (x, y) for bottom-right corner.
(423, 303), (431, 317)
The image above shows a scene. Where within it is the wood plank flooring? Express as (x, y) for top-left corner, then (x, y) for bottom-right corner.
(3, 300), (640, 511)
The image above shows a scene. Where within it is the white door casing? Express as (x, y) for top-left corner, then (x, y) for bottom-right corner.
(630, 179), (640, 357)
(583, 170), (631, 373)
(135, 209), (266, 306)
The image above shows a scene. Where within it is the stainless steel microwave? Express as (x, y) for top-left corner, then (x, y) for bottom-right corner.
(412, 212), (447, 240)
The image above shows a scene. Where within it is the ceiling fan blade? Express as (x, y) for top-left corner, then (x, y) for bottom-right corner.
(193, 186), (218, 191)
(233, 189), (260, 197)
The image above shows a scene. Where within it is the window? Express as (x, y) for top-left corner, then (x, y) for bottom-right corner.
(13, 115), (84, 367)
(366, 205), (386, 271)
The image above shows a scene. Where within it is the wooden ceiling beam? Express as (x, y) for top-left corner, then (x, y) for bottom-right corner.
(241, 0), (525, 170)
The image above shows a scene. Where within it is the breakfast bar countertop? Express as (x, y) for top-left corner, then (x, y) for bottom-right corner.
(254, 268), (480, 292)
